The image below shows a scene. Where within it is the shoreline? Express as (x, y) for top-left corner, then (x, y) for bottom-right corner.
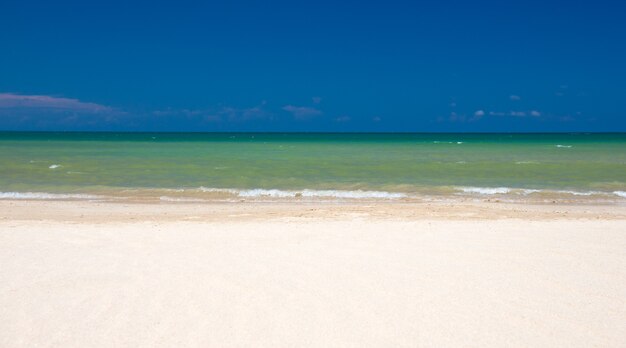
(2, 199), (626, 223)
(2, 185), (626, 204)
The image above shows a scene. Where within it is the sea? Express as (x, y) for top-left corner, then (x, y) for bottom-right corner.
(1, 132), (625, 203)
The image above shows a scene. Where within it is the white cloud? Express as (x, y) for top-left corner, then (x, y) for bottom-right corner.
(0, 93), (114, 113)
(312, 97), (322, 104)
(153, 103), (271, 123)
(448, 112), (467, 122)
(489, 111), (507, 116)
(334, 116), (351, 122)
(0, 92), (127, 130)
(509, 95), (521, 101)
(470, 110), (485, 121)
(487, 110), (541, 118)
(282, 105), (322, 120)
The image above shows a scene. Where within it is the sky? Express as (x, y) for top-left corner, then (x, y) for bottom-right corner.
(1, 0), (625, 132)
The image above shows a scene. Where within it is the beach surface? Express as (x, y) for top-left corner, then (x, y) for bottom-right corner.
(1, 200), (625, 347)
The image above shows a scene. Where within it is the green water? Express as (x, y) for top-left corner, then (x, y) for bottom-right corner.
(1, 132), (625, 199)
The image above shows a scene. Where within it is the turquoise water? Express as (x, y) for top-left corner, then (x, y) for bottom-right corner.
(1, 132), (625, 201)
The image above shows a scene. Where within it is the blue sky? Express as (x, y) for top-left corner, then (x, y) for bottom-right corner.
(1, 0), (625, 132)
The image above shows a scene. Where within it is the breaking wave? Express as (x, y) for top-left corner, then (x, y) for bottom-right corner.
(159, 196), (207, 202)
(457, 186), (626, 198)
(0, 192), (100, 200)
(1, 187), (624, 202)
(199, 187), (407, 199)
(459, 187), (514, 195)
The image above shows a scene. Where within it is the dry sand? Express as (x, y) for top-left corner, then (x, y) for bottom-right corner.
(1, 200), (625, 347)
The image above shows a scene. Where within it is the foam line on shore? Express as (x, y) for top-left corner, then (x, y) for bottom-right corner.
(199, 187), (408, 199)
(0, 192), (100, 200)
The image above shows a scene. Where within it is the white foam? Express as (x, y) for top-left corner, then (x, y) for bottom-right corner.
(49, 164), (61, 169)
(0, 192), (100, 200)
(159, 196), (206, 202)
(459, 187), (512, 195)
(556, 190), (599, 196)
(458, 186), (613, 197)
(199, 187), (407, 199)
(300, 189), (407, 199)
(199, 187), (240, 195)
(555, 145), (572, 148)
(238, 189), (297, 198)
(458, 187), (540, 195)
(197, 186), (625, 200)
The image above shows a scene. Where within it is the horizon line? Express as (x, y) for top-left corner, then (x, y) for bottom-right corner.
(1, 130), (626, 135)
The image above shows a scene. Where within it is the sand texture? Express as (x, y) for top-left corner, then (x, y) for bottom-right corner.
(1, 200), (625, 347)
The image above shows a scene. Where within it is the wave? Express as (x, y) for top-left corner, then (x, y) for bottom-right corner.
(199, 187), (407, 199)
(199, 186), (626, 200)
(459, 187), (540, 195)
(555, 190), (599, 196)
(159, 196), (207, 202)
(459, 187), (513, 195)
(457, 186), (626, 198)
(0, 192), (100, 200)
(49, 164), (62, 169)
(555, 145), (572, 148)
(2, 187), (624, 202)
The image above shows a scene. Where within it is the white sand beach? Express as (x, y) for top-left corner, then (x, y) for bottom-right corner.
(1, 200), (625, 347)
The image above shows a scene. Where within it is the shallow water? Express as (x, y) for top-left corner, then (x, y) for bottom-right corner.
(1, 132), (625, 202)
